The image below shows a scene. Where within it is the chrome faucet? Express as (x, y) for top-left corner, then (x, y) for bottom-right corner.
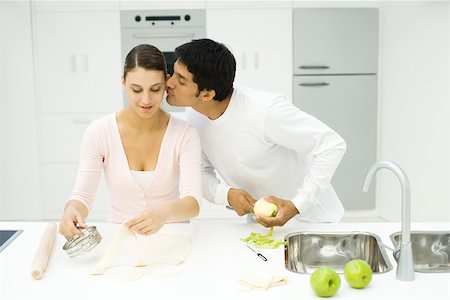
(362, 160), (415, 281)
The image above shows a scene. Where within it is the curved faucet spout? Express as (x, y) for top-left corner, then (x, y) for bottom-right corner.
(362, 160), (415, 281)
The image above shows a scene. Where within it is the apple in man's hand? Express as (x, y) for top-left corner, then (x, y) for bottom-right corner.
(253, 197), (278, 217)
(310, 266), (341, 297)
(344, 259), (373, 289)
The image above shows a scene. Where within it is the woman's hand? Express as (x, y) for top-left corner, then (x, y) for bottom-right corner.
(126, 205), (170, 236)
(58, 200), (88, 238)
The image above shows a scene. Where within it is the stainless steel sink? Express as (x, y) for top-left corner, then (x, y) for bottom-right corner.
(390, 231), (450, 273)
(285, 232), (393, 274)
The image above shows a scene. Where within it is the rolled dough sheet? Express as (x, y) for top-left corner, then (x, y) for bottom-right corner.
(92, 224), (191, 279)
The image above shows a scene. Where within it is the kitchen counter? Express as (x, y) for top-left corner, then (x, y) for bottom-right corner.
(1, 221), (449, 300)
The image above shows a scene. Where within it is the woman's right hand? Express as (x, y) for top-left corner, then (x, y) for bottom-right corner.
(58, 200), (88, 238)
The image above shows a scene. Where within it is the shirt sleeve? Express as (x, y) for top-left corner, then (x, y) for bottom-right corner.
(263, 97), (347, 216)
(69, 121), (104, 212)
(201, 152), (232, 205)
(178, 125), (203, 206)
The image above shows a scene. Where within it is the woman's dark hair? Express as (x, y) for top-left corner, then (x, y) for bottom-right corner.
(123, 44), (167, 79)
(174, 39), (236, 101)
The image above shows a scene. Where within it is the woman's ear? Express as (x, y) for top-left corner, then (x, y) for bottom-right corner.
(121, 75), (126, 89)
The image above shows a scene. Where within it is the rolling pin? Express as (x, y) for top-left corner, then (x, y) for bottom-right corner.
(31, 222), (57, 280)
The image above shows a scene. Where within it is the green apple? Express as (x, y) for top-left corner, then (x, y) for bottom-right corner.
(344, 259), (373, 289)
(310, 267), (341, 297)
(253, 197), (278, 217)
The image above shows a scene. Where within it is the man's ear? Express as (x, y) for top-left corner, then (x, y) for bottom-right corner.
(200, 89), (216, 102)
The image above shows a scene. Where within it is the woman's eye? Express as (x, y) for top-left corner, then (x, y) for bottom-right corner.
(151, 88), (161, 92)
(132, 89), (142, 93)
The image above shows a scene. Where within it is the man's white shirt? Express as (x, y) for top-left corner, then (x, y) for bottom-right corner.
(186, 86), (346, 222)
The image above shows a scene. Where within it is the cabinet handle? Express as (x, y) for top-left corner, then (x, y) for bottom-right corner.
(72, 118), (91, 124)
(82, 54), (89, 72)
(298, 82), (330, 87)
(298, 65), (330, 69)
(242, 53), (246, 70)
(70, 54), (76, 72)
(254, 52), (258, 69)
(132, 33), (195, 39)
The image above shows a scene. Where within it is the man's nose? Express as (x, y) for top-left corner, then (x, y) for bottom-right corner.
(166, 76), (174, 89)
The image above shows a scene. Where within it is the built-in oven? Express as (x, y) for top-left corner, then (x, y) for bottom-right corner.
(120, 10), (206, 112)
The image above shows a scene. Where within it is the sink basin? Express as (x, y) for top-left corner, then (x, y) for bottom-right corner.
(285, 231), (393, 274)
(390, 231), (450, 273)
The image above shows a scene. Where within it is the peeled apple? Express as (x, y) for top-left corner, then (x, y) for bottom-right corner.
(253, 198), (278, 217)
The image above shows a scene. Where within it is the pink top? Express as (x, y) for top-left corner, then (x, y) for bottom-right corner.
(69, 113), (202, 223)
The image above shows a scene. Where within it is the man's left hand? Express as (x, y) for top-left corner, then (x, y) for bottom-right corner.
(253, 196), (299, 227)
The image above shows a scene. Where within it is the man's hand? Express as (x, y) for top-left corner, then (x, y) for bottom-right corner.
(253, 196), (299, 227)
(227, 188), (256, 216)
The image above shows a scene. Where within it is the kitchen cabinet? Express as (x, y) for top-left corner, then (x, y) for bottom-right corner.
(293, 8), (379, 210)
(34, 10), (122, 113)
(293, 75), (377, 210)
(293, 8), (378, 75)
(33, 6), (122, 219)
(206, 8), (292, 101)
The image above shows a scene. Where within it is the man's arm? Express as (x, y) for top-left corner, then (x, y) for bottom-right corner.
(260, 97), (346, 225)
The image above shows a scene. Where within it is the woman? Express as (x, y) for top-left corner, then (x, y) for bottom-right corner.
(59, 44), (201, 238)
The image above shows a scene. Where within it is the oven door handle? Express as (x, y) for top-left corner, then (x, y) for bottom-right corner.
(132, 33), (196, 39)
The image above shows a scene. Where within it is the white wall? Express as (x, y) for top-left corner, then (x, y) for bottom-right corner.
(378, 1), (449, 222)
(0, 0), (42, 220)
(0, 1), (5, 218)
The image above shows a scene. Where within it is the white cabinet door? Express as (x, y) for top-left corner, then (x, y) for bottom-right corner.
(34, 11), (122, 113)
(207, 8), (292, 100)
(293, 8), (378, 75)
(293, 75), (377, 210)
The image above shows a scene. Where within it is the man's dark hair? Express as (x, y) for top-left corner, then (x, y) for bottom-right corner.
(174, 39), (236, 101)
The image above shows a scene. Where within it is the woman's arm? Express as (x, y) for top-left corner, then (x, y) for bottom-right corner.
(126, 196), (199, 235)
(59, 120), (104, 237)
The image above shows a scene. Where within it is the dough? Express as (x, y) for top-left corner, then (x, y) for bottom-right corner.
(91, 223), (191, 281)
(91, 223), (136, 275)
(238, 273), (287, 291)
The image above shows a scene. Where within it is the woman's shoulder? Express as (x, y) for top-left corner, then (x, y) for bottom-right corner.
(168, 113), (199, 139)
(87, 113), (116, 131)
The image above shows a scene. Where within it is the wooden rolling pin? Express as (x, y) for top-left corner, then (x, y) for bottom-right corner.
(31, 222), (57, 280)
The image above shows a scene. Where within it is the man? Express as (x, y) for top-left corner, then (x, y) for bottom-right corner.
(166, 39), (346, 226)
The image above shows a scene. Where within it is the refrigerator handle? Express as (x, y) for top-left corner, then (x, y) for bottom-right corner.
(298, 65), (330, 69)
(298, 82), (330, 87)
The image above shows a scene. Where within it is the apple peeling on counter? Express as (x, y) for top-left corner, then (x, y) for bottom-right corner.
(240, 227), (286, 249)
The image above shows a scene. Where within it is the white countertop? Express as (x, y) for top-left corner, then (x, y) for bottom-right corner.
(1, 221), (449, 300)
